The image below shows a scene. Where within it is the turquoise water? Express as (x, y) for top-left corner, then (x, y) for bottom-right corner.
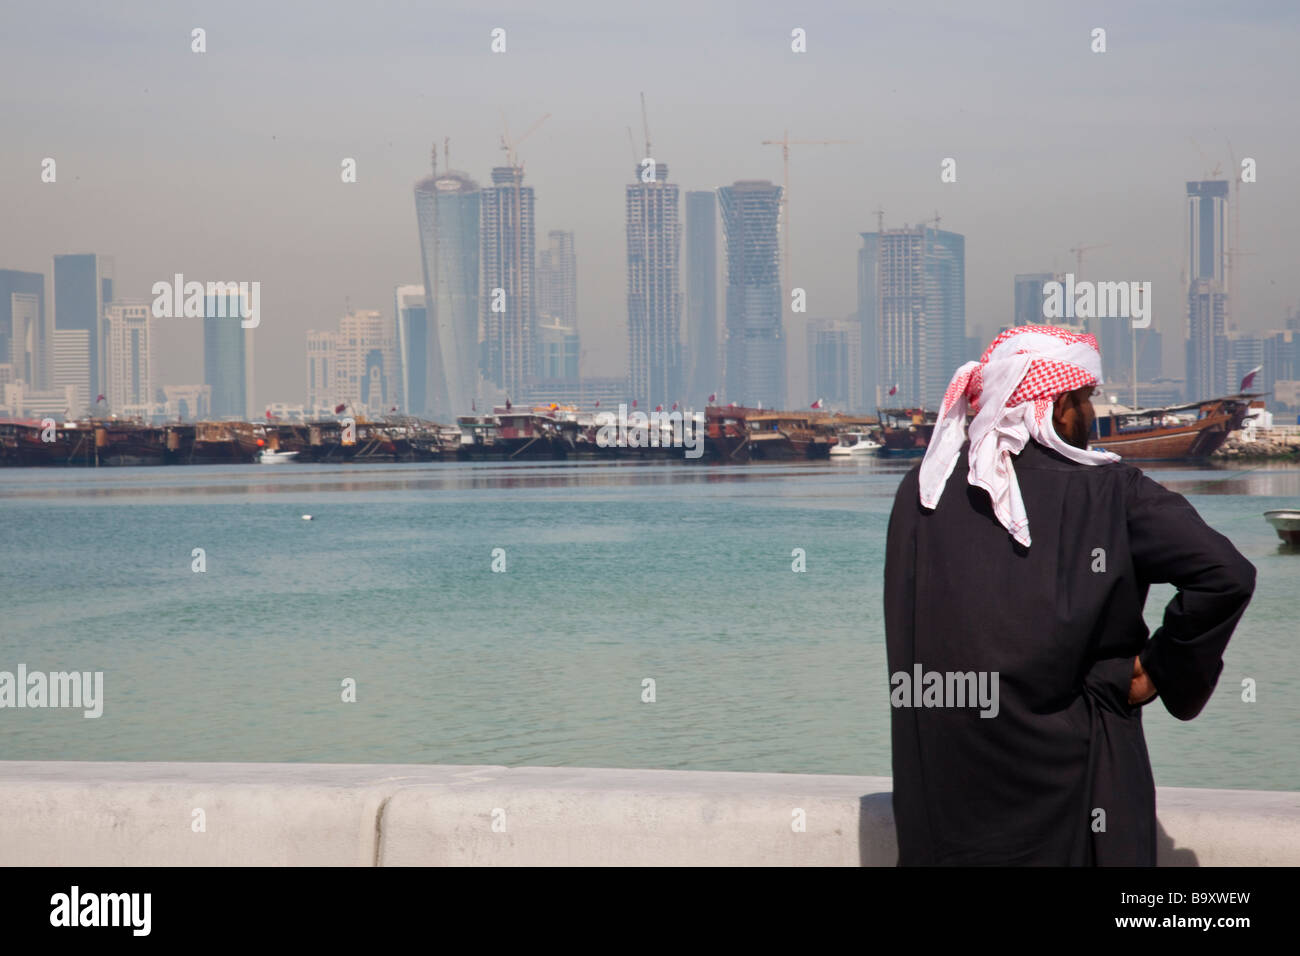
(0, 458), (1296, 791)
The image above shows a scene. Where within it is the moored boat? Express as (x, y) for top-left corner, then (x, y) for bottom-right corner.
(1264, 510), (1300, 546)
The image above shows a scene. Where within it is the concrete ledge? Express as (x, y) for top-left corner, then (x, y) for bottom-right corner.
(0, 761), (1295, 866)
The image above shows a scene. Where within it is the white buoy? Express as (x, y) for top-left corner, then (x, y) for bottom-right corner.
(302, 514), (313, 521)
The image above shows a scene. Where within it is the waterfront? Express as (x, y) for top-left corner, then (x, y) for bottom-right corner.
(1, 457), (1297, 791)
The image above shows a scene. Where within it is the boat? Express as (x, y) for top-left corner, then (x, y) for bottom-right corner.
(830, 431), (882, 457)
(1089, 397), (1252, 460)
(876, 408), (936, 456)
(258, 448), (299, 464)
(1264, 510), (1300, 546)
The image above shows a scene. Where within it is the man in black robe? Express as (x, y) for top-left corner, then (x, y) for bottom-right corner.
(883, 326), (1255, 865)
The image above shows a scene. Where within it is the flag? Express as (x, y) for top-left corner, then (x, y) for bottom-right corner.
(505, 398), (512, 410)
(1240, 365), (1263, 392)
(96, 394), (105, 403)
(708, 393), (717, 403)
(594, 400), (600, 407)
(672, 402), (678, 411)
(265, 409), (272, 420)
(334, 403), (346, 414)
(632, 399), (637, 408)
(655, 404), (663, 412)
(811, 398), (823, 409)
(888, 383), (898, 396)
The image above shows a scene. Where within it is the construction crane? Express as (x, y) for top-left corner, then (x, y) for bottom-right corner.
(761, 130), (858, 286)
(1068, 242), (1110, 276)
(500, 112), (550, 170)
(640, 92), (652, 160)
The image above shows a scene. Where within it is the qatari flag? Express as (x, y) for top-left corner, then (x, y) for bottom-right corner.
(334, 403), (346, 414)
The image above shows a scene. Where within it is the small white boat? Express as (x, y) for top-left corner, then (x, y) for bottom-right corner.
(830, 431), (882, 457)
(258, 448), (299, 464)
(1264, 510), (1300, 546)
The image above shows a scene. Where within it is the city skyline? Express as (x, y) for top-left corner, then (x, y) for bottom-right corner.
(4, 1), (1300, 414)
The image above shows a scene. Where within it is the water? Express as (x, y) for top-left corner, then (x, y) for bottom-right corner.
(1, 457), (1296, 791)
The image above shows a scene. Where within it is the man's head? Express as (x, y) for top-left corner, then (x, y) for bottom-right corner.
(1052, 384), (1096, 449)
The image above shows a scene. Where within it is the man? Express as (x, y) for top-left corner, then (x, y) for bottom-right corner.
(883, 326), (1255, 865)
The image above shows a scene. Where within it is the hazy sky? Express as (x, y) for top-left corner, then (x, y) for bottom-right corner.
(4, 0), (1299, 409)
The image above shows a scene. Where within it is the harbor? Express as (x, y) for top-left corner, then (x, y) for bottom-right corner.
(3, 393), (1294, 467)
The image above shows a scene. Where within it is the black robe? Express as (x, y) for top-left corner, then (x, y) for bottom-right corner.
(883, 439), (1256, 865)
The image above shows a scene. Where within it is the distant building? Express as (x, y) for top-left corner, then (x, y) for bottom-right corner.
(1014, 273), (1056, 328)
(861, 223), (965, 409)
(203, 289), (249, 419)
(1, 383), (79, 418)
(305, 329), (338, 413)
(685, 191), (718, 406)
(159, 384), (211, 421)
(538, 230), (578, 328)
(105, 300), (153, 415)
(52, 329), (91, 413)
(0, 269), (46, 388)
(517, 376), (627, 412)
(481, 166), (536, 401)
(536, 317), (579, 380)
(336, 309), (397, 416)
(415, 164), (480, 418)
(53, 254), (112, 404)
(1186, 181), (1230, 400)
(627, 162), (682, 408)
(806, 318), (861, 410)
(393, 285), (428, 416)
(719, 181), (784, 407)
(857, 233), (880, 410)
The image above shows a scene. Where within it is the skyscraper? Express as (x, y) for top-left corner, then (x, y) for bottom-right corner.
(1186, 180), (1230, 399)
(1014, 273), (1056, 328)
(203, 289), (248, 419)
(685, 191), (718, 405)
(480, 166), (535, 401)
(393, 285), (427, 415)
(861, 224), (965, 409)
(0, 269), (46, 388)
(857, 232), (880, 409)
(52, 329), (90, 413)
(305, 329), (338, 413)
(415, 163), (480, 418)
(53, 254), (112, 403)
(806, 317), (861, 410)
(719, 180), (784, 407)
(105, 301), (153, 413)
(538, 230), (577, 328)
(626, 163), (682, 408)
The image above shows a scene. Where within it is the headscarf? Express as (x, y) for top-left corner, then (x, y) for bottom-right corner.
(917, 325), (1119, 547)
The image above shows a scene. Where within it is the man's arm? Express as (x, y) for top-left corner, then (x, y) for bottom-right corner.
(1125, 470), (1256, 720)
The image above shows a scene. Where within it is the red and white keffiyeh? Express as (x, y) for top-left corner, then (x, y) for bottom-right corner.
(918, 325), (1119, 547)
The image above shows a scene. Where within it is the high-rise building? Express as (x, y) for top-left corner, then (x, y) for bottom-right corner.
(626, 163), (682, 408)
(393, 285), (428, 415)
(53, 254), (112, 403)
(861, 224), (965, 408)
(806, 317), (861, 410)
(719, 181), (784, 407)
(1014, 273), (1056, 328)
(536, 318), (579, 380)
(857, 232), (880, 410)
(0, 269), (46, 388)
(685, 191), (718, 406)
(203, 289), (249, 419)
(305, 329), (338, 413)
(52, 329), (91, 413)
(336, 309), (398, 416)
(1186, 181), (1230, 399)
(538, 230), (577, 328)
(415, 164), (480, 418)
(480, 166), (535, 401)
(105, 301), (153, 413)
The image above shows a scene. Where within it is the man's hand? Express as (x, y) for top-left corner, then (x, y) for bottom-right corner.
(1128, 655), (1157, 706)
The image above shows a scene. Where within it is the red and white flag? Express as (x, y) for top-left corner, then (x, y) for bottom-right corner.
(708, 393), (717, 403)
(1240, 365), (1263, 392)
(811, 398), (823, 409)
(888, 383), (898, 396)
